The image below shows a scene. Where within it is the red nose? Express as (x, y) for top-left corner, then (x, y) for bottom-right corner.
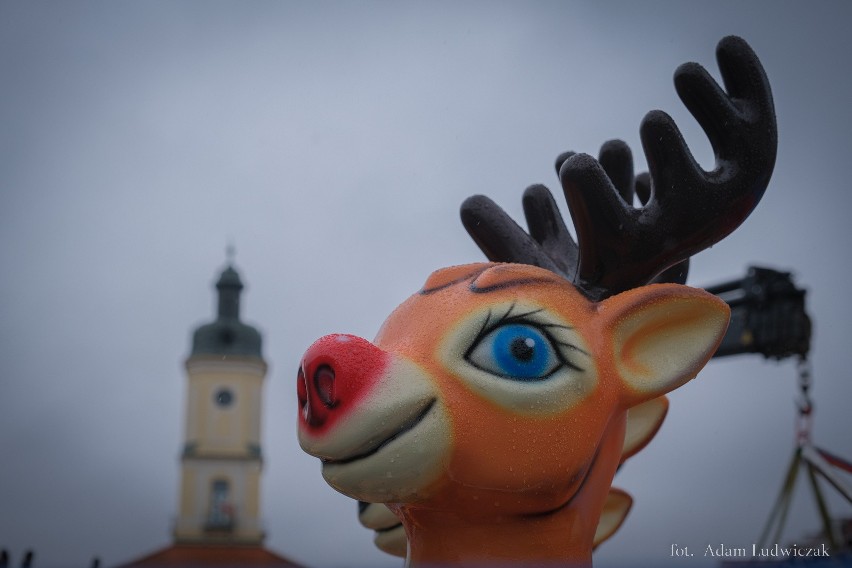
(297, 334), (389, 434)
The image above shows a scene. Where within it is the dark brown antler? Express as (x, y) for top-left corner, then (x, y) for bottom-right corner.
(462, 35), (776, 301)
(461, 141), (680, 285)
(460, 141), (636, 281)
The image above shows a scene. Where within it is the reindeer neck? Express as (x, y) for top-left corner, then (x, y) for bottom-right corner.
(401, 503), (593, 567)
(399, 415), (626, 568)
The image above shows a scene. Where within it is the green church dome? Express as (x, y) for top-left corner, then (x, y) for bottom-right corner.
(190, 265), (263, 358)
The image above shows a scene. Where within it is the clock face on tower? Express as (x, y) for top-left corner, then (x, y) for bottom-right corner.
(214, 388), (234, 407)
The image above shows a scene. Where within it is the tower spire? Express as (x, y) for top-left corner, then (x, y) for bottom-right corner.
(226, 241), (236, 266)
(216, 265), (243, 320)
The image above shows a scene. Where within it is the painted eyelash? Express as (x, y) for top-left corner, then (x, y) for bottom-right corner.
(555, 341), (590, 360)
(470, 303), (587, 373)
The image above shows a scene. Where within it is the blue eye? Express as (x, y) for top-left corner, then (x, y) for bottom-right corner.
(466, 323), (562, 380)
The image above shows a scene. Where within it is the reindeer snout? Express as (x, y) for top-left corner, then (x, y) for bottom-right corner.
(298, 333), (389, 432)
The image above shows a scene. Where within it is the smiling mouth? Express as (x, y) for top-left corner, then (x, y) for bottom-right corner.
(323, 398), (437, 466)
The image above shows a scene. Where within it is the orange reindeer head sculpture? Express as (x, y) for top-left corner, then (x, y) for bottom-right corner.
(299, 264), (727, 565)
(297, 36), (776, 566)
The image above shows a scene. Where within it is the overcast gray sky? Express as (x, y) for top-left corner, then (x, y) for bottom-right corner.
(2, 2), (851, 567)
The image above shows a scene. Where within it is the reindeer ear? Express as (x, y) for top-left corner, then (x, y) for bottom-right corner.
(602, 284), (729, 404)
(593, 488), (632, 549)
(621, 396), (668, 462)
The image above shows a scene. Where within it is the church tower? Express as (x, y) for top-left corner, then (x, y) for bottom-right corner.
(118, 259), (300, 566)
(174, 262), (267, 545)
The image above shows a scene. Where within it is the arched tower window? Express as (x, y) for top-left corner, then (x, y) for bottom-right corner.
(205, 479), (234, 532)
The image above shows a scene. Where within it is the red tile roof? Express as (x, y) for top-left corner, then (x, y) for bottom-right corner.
(117, 544), (304, 567)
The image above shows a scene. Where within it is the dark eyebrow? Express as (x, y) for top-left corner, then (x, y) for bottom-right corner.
(470, 276), (560, 294)
(420, 265), (564, 295)
(419, 266), (489, 295)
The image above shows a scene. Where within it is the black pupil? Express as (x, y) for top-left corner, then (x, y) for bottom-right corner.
(510, 336), (535, 362)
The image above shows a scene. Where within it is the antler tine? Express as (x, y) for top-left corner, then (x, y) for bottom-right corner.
(561, 35), (776, 300)
(556, 143), (634, 206)
(555, 151), (575, 176)
(460, 195), (563, 274)
(559, 153), (636, 299)
(597, 140), (635, 205)
(521, 184), (578, 278)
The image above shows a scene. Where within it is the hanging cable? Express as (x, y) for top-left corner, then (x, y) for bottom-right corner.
(795, 356), (813, 446)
